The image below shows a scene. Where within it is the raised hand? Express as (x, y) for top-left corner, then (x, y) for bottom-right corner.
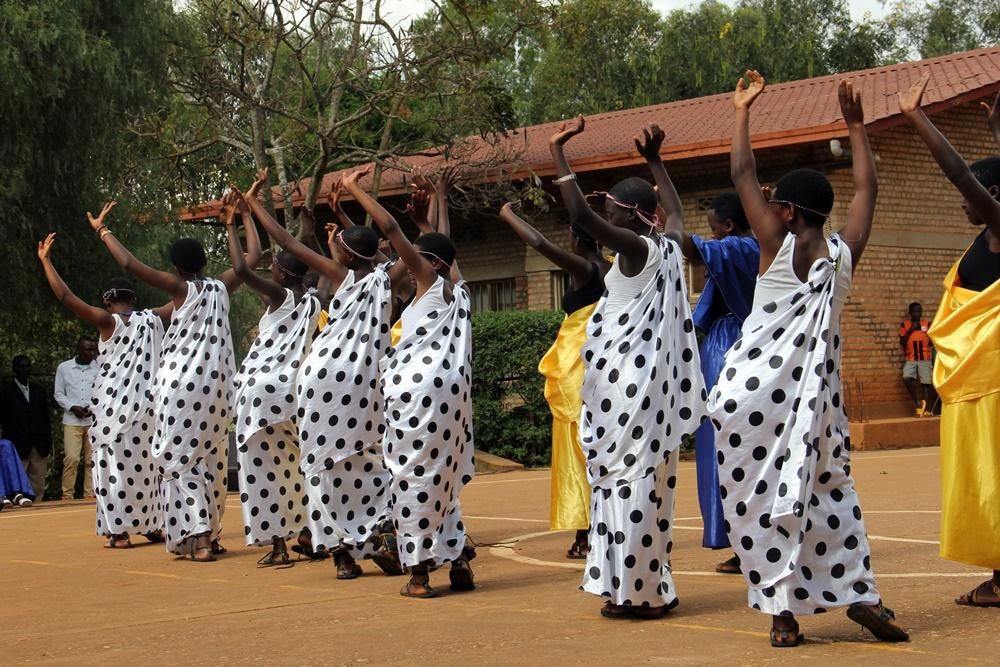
(411, 168), (434, 195)
(499, 201), (518, 219)
(86, 200), (117, 231)
(435, 165), (460, 195)
(898, 73), (930, 114)
(231, 186), (251, 216)
(404, 188), (430, 225)
(326, 179), (344, 211)
(342, 165), (373, 189)
(220, 191), (238, 226)
(37, 232), (56, 261)
(549, 114), (585, 146)
(733, 69), (765, 110)
(247, 167), (269, 200)
(634, 124), (666, 162)
(838, 79), (864, 126)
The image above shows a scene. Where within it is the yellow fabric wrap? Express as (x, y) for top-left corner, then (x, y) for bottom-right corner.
(929, 256), (1000, 568)
(390, 318), (402, 347)
(538, 303), (596, 530)
(316, 309), (329, 332)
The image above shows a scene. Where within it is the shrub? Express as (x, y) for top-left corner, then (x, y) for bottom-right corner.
(471, 309), (564, 468)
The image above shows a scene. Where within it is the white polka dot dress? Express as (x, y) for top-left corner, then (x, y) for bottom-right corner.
(296, 268), (392, 555)
(233, 289), (318, 546)
(153, 279), (236, 554)
(707, 234), (880, 616)
(90, 310), (164, 537)
(579, 234), (707, 608)
(382, 276), (475, 568)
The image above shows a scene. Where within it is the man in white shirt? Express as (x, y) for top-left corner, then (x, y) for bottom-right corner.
(54, 336), (98, 500)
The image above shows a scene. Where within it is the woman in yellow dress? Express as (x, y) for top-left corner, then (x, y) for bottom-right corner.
(900, 77), (1000, 606)
(499, 202), (610, 558)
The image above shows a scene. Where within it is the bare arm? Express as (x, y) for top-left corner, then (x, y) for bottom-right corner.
(636, 124), (687, 252)
(549, 115), (649, 276)
(37, 233), (115, 337)
(343, 167), (439, 297)
(151, 301), (174, 325)
(433, 167), (460, 239)
(837, 80), (877, 267)
(499, 203), (593, 286)
(88, 201), (187, 302)
(900, 74), (1000, 236)
(730, 70), (786, 274)
(248, 170), (347, 285)
(297, 207), (323, 254)
(218, 190), (263, 294)
(224, 199), (286, 310)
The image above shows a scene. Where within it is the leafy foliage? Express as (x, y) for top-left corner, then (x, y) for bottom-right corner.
(471, 309), (564, 467)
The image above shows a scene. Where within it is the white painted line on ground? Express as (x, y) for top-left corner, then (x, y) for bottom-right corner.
(464, 515), (548, 523)
(869, 535), (940, 545)
(489, 530), (963, 575)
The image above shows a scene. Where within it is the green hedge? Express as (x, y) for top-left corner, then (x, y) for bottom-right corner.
(471, 309), (565, 468)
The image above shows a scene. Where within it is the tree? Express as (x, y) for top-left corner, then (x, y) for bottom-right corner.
(885, 0), (1000, 59)
(0, 0), (179, 368)
(522, 0), (665, 123)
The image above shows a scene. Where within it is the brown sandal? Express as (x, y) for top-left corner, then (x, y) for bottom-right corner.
(846, 601), (909, 641)
(186, 534), (216, 562)
(955, 579), (1000, 608)
(400, 580), (440, 598)
(715, 555), (741, 574)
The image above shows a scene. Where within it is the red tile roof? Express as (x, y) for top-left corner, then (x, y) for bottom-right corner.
(181, 45), (1000, 221)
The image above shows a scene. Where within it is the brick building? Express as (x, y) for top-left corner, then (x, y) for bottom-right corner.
(185, 46), (1000, 421)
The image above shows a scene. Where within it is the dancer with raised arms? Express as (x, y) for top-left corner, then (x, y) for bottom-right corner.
(91, 192), (260, 561)
(707, 71), (908, 646)
(343, 165), (476, 599)
(246, 168), (401, 579)
(225, 189), (319, 567)
(550, 116), (707, 619)
(38, 209), (168, 549)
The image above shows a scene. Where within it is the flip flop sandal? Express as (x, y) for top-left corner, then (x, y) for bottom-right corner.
(715, 555), (741, 574)
(449, 558), (475, 591)
(257, 549), (293, 569)
(400, 581), (440, 599)
(143, 530), (165, 544)
(291, 544), (330, 560)
(955, 579), (1000, 607)
(770, 622), (803, 648)
(600, 602), (632, 619)
(847, 602), (910, 641)
(210, 539), (227, 555)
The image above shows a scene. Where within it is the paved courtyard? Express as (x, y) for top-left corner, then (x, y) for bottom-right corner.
(3, 446), (998, 665)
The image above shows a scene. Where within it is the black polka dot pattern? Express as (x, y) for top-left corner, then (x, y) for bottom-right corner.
(152, 280), (236, 554)
(708, 235), (879, 614)
(233, 290), (318, 546)
(579, 235), (706, 606)
(90, 311), (164, 537)
(580, 453), (679, 607)
(297, 270), (393, 553)
(304, 447), (390, 556)
(381, 277), (475, 568)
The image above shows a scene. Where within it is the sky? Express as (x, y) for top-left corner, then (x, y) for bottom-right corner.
(380, 0), (891, 24)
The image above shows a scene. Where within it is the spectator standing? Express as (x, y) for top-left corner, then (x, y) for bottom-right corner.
(0, 355), (52, 500)
(54, 337), (98, 499)
(899, 302), (935, 416)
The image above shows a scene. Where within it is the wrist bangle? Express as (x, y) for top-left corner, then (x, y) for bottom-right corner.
(553, 173), (576, 184)
(99, 228), (114, 240)
(95, 225), (107, 234)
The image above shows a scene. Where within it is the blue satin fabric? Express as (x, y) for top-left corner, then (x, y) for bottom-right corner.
(0, 438), (35, 499)
(690, 234), (759, 549)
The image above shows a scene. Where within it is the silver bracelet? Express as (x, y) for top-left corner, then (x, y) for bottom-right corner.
(553, 173), (577, 184)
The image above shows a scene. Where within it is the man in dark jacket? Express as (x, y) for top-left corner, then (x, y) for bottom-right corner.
(0, 356), (52, 500)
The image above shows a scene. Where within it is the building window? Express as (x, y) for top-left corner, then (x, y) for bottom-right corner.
(697, 196), (713, 211)
(550, 271), (570, 309)
(468, 278), (517, 312)
(687, 260), (708, 300)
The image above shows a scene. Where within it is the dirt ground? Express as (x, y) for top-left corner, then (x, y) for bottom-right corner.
(2, 446), (998, 666)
